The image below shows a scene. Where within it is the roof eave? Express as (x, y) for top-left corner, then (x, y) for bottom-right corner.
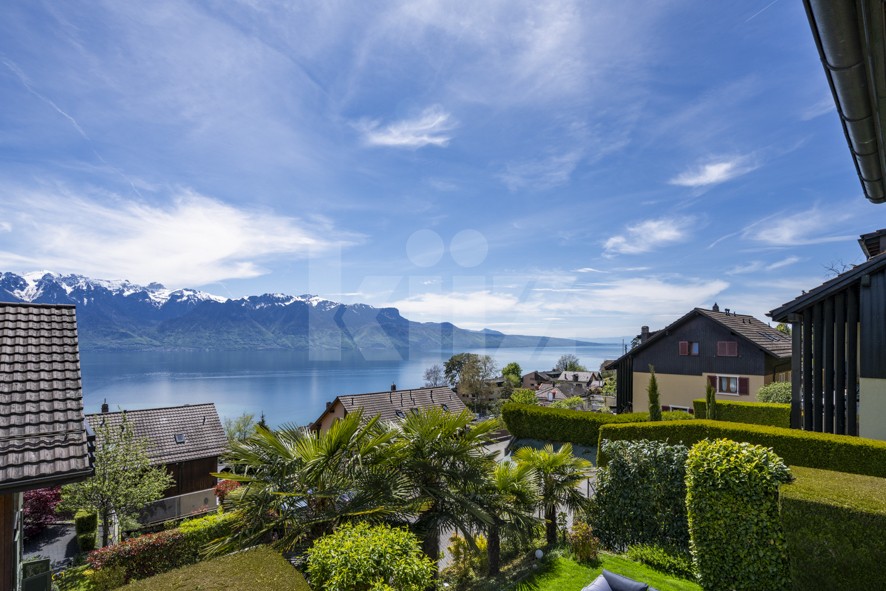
(0, 466), (94, 496)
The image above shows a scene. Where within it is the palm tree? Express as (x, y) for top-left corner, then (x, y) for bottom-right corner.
(482, 460), (539, 575)
(514, 443), (593, 546)
(394, 407), (499, 565)
(211, 411), (407, 553)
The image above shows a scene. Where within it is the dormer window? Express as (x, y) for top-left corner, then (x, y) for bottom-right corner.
(174, 433), (186, 444)
(395, 410), (406, 419)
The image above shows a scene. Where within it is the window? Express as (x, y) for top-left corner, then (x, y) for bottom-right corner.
(395, 409), (406, 419)
(717, 341), (738, 357)
(174, 433), (186, 444)
(441, 403), (449, 412)
(679, 341), (700, 356)
(709, 375), (750, 396)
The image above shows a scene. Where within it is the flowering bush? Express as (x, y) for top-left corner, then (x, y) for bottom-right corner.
(213, 479), (241, 503)
(23, 486), (61, 538)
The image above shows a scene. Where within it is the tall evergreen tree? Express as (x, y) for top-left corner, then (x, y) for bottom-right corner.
(705, 381), (717, 420)
(647, 364), (662, 422)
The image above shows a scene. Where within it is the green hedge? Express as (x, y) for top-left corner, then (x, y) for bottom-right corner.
(780, 466), (886, 589)
(121, 546), (311, 591)
(686, 439), (791, 591)
(74, 509), (97, 535)
(692, 399), (790, 428)
(501, 403), (691, 447)
(597, 419), (886, 478)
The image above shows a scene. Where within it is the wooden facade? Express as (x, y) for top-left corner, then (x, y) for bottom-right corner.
(164, 457), (219, 498)
(0, 494), (16, 591)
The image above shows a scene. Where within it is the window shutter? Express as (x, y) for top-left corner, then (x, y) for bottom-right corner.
(717, 341), (738, 357)
(717, 341), (726, 356)
(679, 341), (689, 356)
(739, 377), (749, 395)
(708, 375), (717, 389)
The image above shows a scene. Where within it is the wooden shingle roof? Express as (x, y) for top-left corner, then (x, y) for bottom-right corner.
(0, 303), (93, 493)
(86, 403), (226, 465)
(315, 386), (468, 428)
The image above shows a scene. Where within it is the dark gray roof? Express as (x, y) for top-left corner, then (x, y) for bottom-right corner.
(605, 307), (792, 370)
(86, 403), (226, 465)
(316, 386), (469, 427)
(0, 303), (92, 493)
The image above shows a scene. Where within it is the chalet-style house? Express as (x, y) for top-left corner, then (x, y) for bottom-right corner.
(1, 303), (94, 591)
(521, 370), (556, 390)
(551, 370), (604, 397)
(312, 384), (468, 432)
(605, 306), (792, 413)
(534, 383), (569, 406)
(770, 231), (886, 439)
(85, 403), (226, 524)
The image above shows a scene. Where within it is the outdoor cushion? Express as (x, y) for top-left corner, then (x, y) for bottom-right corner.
(601, 569), (648, 591)
(580, 575), (613, 591)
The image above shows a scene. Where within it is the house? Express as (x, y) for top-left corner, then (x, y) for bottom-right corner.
(312, 384), (468, 432)
(551, 370), (604, 397)
(769, 231), (886, 439)
(85, 403), (227, 524)
(521, 371), (556, 390)
(604, 306), (792, 413)
(0, 303), (94, 590)
(534, 384), (569, 406)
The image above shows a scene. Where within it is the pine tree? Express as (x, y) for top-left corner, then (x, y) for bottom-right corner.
(705, 381), (717, 420)
(647, 364), (662, 422)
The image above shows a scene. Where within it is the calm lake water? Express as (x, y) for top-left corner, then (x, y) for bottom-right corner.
(79, 345), (624, 426)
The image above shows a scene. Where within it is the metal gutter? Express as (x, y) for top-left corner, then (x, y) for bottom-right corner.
(804, 0), (886, 203)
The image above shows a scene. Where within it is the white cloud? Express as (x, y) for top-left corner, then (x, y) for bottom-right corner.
(357, 106), (456, 148)
(766, 256), (800, 271)
(604, 217), (694, 256)
(0, 222), (11, 233)
(741, 207), (853, 246)
(574, 267), (607, 273)
(498, 151), (583, 191)
(0, 187), (355, 287)
(669, 155), (759, 188)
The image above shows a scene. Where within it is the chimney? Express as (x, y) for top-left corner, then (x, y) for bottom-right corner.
(391, 383), (397, 392)
(326, 401), (332, 409)
(101, 399), (109, 414)
(640, 326), (650, 342)
(712, 302), (720, 312)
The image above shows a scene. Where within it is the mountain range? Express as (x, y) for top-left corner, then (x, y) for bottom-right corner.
(0, 272), (593, 354)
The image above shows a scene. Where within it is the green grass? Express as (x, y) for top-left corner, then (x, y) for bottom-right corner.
(120, 546), (311, 591)
(485, 553), (700, 591)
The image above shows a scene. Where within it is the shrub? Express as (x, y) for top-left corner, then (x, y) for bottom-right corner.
(501, 403), (690, 447)
(550, 396), (584, 410)
(685, 439), (792, 591)
(307, 522), (435, 591)
(567, 521), (600, 563)
(588, 440), (689, 552)
(596, 419), (886, 478)
(87, 511), (237, 582)
(213, 479), (241, 503)
(77, 532), (97, 553)
(692, 399), (790, 428)
(758, 381), (792, 403)
(442, 533), (487, 590)
(647, 365), (662, 422)
(74, 509), (98, 535)
(90, 565), (126, 591)
(626, 544), (694, 580)
(509, 389), (538, 405)
(780, 466), (886, 589)
(23, 486), (61, 538)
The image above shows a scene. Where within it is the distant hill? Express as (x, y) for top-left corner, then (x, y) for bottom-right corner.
(0, 271), (597, 354)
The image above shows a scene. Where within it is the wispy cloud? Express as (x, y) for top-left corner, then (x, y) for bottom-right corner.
(725, 256), (801, 275)
(800, 94), (836, 121)
(574, 267), (607, 273)
(669, 155), (759, 188)
(0, 186), (356, 287)
(498, 151), (583, 191)
(604, 216), (694, 256)
(741, 207), (853, 246)
(357, 106), (456, 148)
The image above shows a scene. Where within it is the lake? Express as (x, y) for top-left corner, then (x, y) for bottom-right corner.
(79, 344), (625, 426)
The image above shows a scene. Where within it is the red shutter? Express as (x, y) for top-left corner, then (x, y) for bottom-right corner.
(679, 341), (689, 356)
(717, 341), (726, 356)
(738, 377), (749, 395)
(708, 375), (717, 389)
(717, 341), (738, 357)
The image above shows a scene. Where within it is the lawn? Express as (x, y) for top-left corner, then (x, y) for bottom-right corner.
(505, 553), (701, 591)
(120, 546), (310, 591)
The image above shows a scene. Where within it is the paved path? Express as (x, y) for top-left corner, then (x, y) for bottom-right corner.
(24, 523), (78, 568)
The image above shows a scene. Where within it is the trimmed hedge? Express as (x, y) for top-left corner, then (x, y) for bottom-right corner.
(780, 466), (886, 589)
(692, 399), (790, 428)
(120, 546), (311, 591)
(501, 403), (691, 448)
(74, 509), (97, 535)
(686, 439), (792, 591)
(596, 419), (886, 478)
(87, 511), (237, 582)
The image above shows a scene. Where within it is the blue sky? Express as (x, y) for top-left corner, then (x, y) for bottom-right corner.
(0, 1), (878, 339)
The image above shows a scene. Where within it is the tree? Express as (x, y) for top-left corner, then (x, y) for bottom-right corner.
(757, 381), (791, 403)
(62, 416), (173, 547)
(554, 354), (586, 372)
(224, 412), (256, 445)
(775, 323), (791, 336)
(307, 522), (435, 591)
(481, 461), (539, 575)
(502, 362), (522, 386)
(647, 365), (662, 422)
(394, 408), (498, 565)
(705, 381), (717, 420)
(509, 389), (538, 405)
(602, 375), (616, 395)
(457, 354), (499, 413)
(214, 411), (405, 554)
(550, 396), (585, 410)
(423, 364), (446, 387)
(444, 353), (478, 386)
(23, 486), (62, 539)
(514, 443), (593, 546)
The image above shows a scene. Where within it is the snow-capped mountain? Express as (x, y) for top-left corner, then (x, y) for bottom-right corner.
(0, 271), (591, 352)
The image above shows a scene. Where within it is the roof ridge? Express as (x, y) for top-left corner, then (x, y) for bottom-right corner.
(85, 402), (218, 416)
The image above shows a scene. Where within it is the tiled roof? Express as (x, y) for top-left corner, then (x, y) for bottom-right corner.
(0, 303), (92, 492)
(86, 403), (226, 465)
(696, 308), (793, 358)
(553, 371), (600, 383)
(322, 386), (468, 426)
